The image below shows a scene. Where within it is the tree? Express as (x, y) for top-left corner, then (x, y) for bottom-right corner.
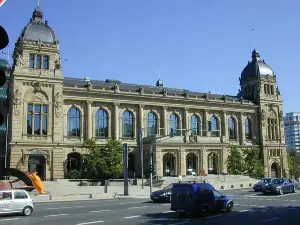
(243, 148), (264, 179)
(226, 145), (245, 175)
(83, 139), (123, 179)
(288, 151), (300, 179)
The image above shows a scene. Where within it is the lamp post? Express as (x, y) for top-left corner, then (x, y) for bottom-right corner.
(138, 128), (144, 189)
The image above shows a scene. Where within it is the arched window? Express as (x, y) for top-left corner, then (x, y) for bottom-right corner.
(67, 107), (81, 137)
(122, 111), (134, 138)
(95, 109), (108, 138)
(245, 118), (252, 139)
(169, 113), (179, 136)
(147, 112), (157, 135)
(228, 117), (236, 139)
(209, 116), (219, 137)
(191, 115), (201, 135)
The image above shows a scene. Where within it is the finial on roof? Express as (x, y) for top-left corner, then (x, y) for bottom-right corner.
(32, 5), (43, 23)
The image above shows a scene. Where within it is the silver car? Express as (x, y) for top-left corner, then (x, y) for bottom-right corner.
(0, 189), (34, 216)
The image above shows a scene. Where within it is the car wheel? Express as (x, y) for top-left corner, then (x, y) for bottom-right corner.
(22, 206), (33, 216)
(262, 191), (266, 195)
(226, 202), (233, 212)
(200, 206), (208, 216)
(279, 188), (284, 195)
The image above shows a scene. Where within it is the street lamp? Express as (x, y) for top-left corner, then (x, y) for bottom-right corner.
(138, 128), (144, 189)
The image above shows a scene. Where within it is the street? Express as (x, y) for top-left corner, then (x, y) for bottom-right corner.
(0, 188), (300, 225)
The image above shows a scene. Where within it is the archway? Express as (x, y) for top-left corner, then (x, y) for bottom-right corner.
(28, 152), (46, 181)
(186, 153), (197, 175)
(271, 162), (280, 178)
(67, 152), (82, 172)
(163, 153), (176, 176)
(207, 152), (218, 174)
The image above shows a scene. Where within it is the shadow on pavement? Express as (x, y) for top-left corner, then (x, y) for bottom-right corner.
(139, 206), (300, 225)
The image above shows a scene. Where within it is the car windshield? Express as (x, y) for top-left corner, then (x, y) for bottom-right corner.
(273, 179), (284, 184)
(261, 179), (272, 183)
(164, 184), (173, 190)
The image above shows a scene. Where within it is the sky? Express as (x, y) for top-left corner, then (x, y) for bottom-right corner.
(0, 0), (299, 114)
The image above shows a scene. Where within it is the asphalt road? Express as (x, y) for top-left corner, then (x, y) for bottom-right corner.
(1, 188), (300, 225)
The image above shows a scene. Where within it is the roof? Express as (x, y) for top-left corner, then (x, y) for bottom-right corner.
(173, 182), (215, 190)
(63, 77), (248, 102)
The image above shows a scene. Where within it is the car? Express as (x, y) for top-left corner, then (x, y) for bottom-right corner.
(253, 178), (273, 192)
(291, 179), (299, 189)
(170, 182), (233, 215)
(0, 189), (34, 216)
(150, 184), (173, 202)
(263, 178), (297, 195)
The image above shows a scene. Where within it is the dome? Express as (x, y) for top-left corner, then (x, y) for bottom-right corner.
(241, 49), (274, 81)
(19, 7), (57, 43)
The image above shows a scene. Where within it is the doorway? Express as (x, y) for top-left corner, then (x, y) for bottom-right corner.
(28, 155), (46, 181)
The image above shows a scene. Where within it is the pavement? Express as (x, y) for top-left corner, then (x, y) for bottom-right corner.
(1, 188), (300, 225)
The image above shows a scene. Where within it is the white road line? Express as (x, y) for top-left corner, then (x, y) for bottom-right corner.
(47, 206), (84, 210)
(118, 201), (143, 205)
(0, 218), (20, 222)
(169, 220), (190, 225)
(89, 210), (111, 213)
(262, 217), (278, 223)
(239, 209), (251, 212)
(124, 215), (141, 219)
(76, 221), (104, 225)
(128, 206), (148, 209)
(205, 214), (223, 219)
(44, 213), (68, 217)
(163, 203), (170, 205)
(163, 210), (173, 213)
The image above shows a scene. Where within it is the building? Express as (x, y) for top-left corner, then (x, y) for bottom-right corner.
(2, 6), (288, 180)
(284, 112), (300, 151)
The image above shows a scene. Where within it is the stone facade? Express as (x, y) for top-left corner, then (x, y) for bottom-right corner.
(3, 7), (288, 180)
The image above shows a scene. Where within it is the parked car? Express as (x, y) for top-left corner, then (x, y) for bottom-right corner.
(263, 178), (297, 195)
(0, 189), (34, 216)
(291, 179), (299, 189)
(150, 184), (173, 202)
(170, 182), (233, 215)
(253, 178), (273, 192)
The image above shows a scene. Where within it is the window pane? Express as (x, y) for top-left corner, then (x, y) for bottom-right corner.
(43, 56), (49, 69)
(34, 114), (41, 135)
(36, 55), (42, 69)
(95, 109), (108, 137)
(169, 114), (179, 135)
(29, 54), (35, 68)
(27, 104), (33, 113)
(34, 105), (41, 113)
(67, 108), (81, 137)
(147, 112), (157, 135)
(42, 115), (47, 135)
(27, 114), (32, 134)
(122, 111), (133, 138)
(42, 105), (48, 113)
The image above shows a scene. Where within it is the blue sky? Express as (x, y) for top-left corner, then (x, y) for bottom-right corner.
(0, 0), (299, 113)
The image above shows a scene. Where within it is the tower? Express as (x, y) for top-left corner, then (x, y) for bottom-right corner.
(239, 49), (288, 178)
(9, 6), (64, 179)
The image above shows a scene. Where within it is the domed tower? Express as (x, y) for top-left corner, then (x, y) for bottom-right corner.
(8, 6), (64, 177)
(239, 49), (288, 178)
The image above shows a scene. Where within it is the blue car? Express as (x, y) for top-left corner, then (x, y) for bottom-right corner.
(170, 182), (234, 215)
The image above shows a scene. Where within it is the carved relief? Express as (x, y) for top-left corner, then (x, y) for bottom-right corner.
(138, 86), (144, 95)
(86, 81), (93, 90)
(29, 92), (47, 103)
(162, 88), (167, 97)
(260, 109), (266, 126)
(54, 58), (62, 70)
(114, 83), (120, 93)
(189, 132), (197, 143)
(279, 110), (283, 120)
(13, 51), (24, 66)
(54, 92), (63, 118)
(12, 89), (22, 116)
(31, 81), (42, 92)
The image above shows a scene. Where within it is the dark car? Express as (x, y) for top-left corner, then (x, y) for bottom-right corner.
(170, 182), (233, 215)
(150, 184), (173, 202)
(291, 179), (299, 189)
(263, 178), (297, 195)
(253, 178), (273, 192)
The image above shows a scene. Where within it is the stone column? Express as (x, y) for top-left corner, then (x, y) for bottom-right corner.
(222, 111), (228, 140)
(203, 110), (208, 136)
(163, 106), (168, 135)
(184, 108), (189, 131)
(239, 112), (245, 145)
(139, 104), (144, 133)
(86, 101), (92, 139)
(202, 148), (207, 174)
(114, 103), (119, 140)
(179, 149), (186, 176)
(155, 149), (163, 178)
(221, 147), (228, 173)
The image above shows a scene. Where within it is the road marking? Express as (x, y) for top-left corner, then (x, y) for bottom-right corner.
(205, 214), (223, 219)
(239, 209), (251, 212)
(45, 213), (68, 217)
(163, 210), (173, 213)
(77, 221), (104, 225)
(163, 203), (170, 205)
(169, 220), (190, 225)
(89, 210), (111, 213)
(119, 201), (143, 205)
(129, 206), (148, 209)
(47, 206), (84, 210)
(262, 217), (278, 223)
(0, 218), (20, 222)
(124, 215), (141, 219)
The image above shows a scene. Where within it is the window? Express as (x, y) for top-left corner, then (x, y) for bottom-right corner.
(245, 118), (252, 139)
(29, 54), (35, 68)
(169, 113), (179, 136)
(14, 191), (28, 199)
(267, 118), (278, 140)
(95, 109), (108, 138)
(147, 112), (157, 135)
(67, 107), (81, 137)
(27, 104), (48, 136)
(28, 54), (49, 69)
(0, 191), (12, 200)
(209, 116), (219, 137)
(122, 111), (134, 138)
(191, 115), (201, 135)
(213, 190), (223, 198)
(228, 117), (236, 139)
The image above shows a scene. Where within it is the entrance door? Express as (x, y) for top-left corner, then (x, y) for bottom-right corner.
(28, 155), (46, 181)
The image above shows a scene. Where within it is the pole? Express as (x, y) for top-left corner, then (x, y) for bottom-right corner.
(149, 141), (154, 196)
(140, 128), (144, 189)
(123, 143), (129, 196)
(4, 112), (8, 169)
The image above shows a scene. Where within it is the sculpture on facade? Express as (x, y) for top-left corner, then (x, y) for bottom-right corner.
(162, 88), (167, 97)
(12, 89), (22, 116)
(114, 83), (120, 93)
(183, 90), (189, 98)
(13, 52), (24, 66)
(54, 58), (62, 70)
(138, 86), (144, 95)
(260, 109), (266, 125)
(54, 92), (63, 118)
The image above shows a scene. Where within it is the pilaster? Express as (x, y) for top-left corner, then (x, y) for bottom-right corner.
(222, 111), (228, 139)
(114, 103), (119, 140)
(239, 112), (245, 145)
(86, 101), (92, 140)
(179, 149), (186, 176)
(202, 149), (207, 174)
(162, 106), (168, 135)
